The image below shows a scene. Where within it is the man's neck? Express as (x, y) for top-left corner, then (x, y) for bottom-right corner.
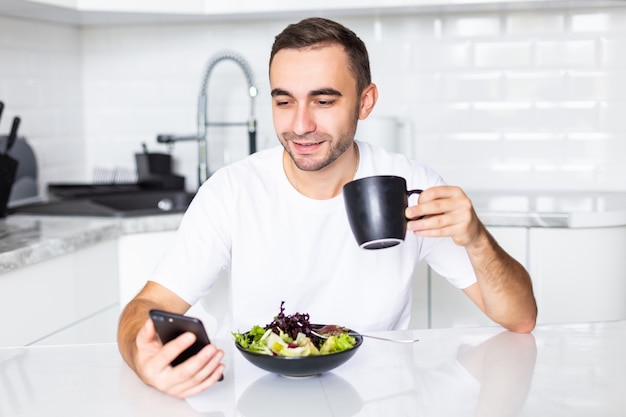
(284, 142), (359, 200)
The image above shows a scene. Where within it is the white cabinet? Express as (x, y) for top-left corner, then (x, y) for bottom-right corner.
(429, 226), (529, 329)
(1, 0), (612, 26)
(4, 219), (623, 346)
(117, 231), (176, 308)
(409, 260), (429, 329)
(528, 226), (626, 324)
(115, 224), (626, 332)
(0, 239), (119, 347)
(427, 225), (626, 328)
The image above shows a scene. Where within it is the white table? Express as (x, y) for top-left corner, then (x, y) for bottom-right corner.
(1, 321), (625, 416)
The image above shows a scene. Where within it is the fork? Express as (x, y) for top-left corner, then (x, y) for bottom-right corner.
(310, 330), (419, 344)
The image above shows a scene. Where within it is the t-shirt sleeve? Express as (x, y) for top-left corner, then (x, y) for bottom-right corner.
(149, 176), (232, 305)
(420, 236), (477, 289)
(408, 165), (477, 289)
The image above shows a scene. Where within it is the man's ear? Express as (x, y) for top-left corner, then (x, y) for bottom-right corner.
(358, 83), (378, 120)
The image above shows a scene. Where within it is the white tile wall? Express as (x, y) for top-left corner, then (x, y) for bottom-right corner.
(1, 5), (626, 193)
(0, 16), (85, 195)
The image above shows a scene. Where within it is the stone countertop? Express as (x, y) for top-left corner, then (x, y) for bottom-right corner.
(1, 190), (626, 274)
(0, 214), (183, 274)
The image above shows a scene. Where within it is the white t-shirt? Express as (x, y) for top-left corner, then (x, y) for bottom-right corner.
(151, 141), (476, 333)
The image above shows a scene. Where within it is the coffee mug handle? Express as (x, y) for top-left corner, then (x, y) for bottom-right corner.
(407, 189), (423, 197)
(407, 189), (424, 220)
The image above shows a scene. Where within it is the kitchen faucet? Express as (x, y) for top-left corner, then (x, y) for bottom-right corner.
(157, 50), (257, 187)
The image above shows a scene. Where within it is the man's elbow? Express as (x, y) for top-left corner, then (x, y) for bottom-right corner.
(503, 308), (538, 334)
(508, 319), (536, 334)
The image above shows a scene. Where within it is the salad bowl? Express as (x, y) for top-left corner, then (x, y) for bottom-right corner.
(234, 325), (363, 378)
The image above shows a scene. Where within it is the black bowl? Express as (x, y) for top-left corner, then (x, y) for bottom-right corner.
(234, 325), (363, 378)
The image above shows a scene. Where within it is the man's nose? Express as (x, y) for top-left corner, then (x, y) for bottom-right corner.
(291, 105), (316, 136)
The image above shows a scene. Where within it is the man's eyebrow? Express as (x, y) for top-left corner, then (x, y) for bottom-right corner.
(270, 88), (343, 97)
(271, 88), (291, 97)
(310, 88), (342, 97)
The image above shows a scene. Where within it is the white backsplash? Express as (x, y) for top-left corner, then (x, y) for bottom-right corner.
(1, 5), (626, 194)
(0, 16), (85, 191)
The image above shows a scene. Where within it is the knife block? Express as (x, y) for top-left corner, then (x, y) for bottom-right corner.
(0, 153), (18, 217)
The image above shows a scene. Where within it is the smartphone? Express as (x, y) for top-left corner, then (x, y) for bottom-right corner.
(149, 309), (212, 367)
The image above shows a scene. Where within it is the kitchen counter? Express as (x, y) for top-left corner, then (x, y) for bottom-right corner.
(469, 190), (626, 228)
(0, 214), (183, 274)
(2, 190), (626, 274)
(1, 320), (624, 416)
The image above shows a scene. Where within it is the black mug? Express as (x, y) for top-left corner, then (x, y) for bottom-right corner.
(343, 175), (422, 249)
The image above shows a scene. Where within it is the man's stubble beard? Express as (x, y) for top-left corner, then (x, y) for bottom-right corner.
(281, 110), (360, 172)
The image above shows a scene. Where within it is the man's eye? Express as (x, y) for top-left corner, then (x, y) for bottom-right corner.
(318, 99), (335, 106)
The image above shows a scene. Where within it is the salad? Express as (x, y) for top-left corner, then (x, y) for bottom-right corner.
(233, 302), (357, 357)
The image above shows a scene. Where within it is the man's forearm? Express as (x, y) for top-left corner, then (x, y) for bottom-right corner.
(118, 299), (153, 371)
(117, 281), (192, 371)
(466, 226), (537, 333)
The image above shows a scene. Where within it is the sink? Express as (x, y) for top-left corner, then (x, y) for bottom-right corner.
(11, 190), (195, 217)
(89, 191), (194, 213)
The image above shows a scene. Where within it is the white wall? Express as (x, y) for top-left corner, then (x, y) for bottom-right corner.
(0, 15), (85, 194)
(1, 5), (626, 193)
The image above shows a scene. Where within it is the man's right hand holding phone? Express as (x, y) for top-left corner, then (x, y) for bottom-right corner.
(132, 318), (225, 399)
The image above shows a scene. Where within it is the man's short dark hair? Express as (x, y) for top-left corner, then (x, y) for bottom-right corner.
(270, 17), (372, 94)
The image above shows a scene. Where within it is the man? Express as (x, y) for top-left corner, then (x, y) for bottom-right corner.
(118, 17), (537, 398)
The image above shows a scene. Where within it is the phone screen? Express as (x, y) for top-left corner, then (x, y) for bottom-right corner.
(149, 309), (212, 367)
